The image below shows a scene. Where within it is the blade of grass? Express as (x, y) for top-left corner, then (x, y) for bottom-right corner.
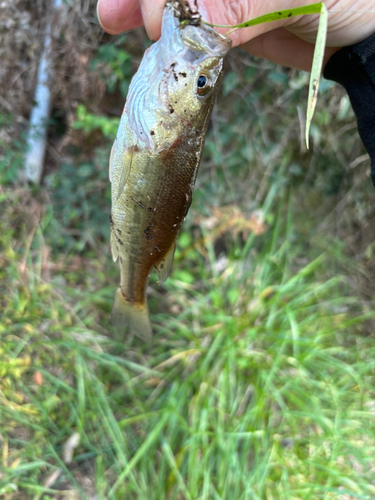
(76, 353), (86, 434)
(161, 438), (193, 500)
(108, 413), (169, 496)
(201, 3), (323, 30)
(201, 2), (328, 147)
(306, 2), (328, 148)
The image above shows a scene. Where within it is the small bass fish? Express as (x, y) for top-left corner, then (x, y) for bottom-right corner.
(109, 0), (231, 342)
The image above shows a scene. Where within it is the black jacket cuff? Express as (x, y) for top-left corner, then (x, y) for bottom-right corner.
(323, 33), (375, 186)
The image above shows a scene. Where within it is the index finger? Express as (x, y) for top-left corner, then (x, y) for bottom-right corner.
(97, 0), (166, 39)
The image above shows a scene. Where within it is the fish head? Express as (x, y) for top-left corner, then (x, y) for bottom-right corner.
(124, 2), (231, 152)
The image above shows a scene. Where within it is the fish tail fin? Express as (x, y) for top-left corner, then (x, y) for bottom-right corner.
(111, 288), (153, 343)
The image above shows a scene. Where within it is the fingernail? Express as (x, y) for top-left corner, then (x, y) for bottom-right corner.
(139, 7), (154, 40)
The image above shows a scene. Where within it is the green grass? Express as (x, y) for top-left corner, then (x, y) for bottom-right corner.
(1, 184), (375, 500)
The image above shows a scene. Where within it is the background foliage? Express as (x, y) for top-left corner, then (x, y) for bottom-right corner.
(1, 0), (375, 499)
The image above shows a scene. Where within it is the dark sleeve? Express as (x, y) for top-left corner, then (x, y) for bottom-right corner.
(323, 33), (375, 187)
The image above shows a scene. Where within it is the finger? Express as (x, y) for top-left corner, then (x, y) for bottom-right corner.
(97, 0), (143, 34)
(138, 0), (165, 40)
(197, 0), (282, 47)
(241, 28), (340, 71)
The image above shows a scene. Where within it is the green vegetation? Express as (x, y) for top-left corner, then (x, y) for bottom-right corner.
(1, 1), (375, 498)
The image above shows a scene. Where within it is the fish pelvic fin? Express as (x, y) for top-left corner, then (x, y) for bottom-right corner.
(111, 288), (152, 343)
(155, 243), (176, 284)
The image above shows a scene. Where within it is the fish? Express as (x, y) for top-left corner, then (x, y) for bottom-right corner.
(109, 0), (231, 342)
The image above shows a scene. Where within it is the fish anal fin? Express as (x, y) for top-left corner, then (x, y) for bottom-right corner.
(155, 243), (176, 284)
(111, 288), (152, 343)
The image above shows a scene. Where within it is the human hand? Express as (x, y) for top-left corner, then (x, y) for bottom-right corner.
(97, 0), (375, 71)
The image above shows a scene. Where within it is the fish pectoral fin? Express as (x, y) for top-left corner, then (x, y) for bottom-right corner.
(116, 149), (133, 200)
(109, 139), (116, 182)
(155, 243), (176, 284)
(110, 227), (119, 262)
(111, 288), (152, 343)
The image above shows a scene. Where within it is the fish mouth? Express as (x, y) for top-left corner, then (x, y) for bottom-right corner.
(166, 1), (232, 58)
(168, 0), (201, 25)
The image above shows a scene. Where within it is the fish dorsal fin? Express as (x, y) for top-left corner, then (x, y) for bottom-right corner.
(155, 243), (176, 284)
(109, 139), (116, 182)
(110, 225), (119, 262)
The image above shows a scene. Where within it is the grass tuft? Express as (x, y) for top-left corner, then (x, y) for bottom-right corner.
(1, 186), (375, 499)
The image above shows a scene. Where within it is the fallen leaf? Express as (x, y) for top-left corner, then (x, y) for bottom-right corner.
(43, 468), (61, 488)
(33, 370), (43, 386)
(63, 432), (80, 464)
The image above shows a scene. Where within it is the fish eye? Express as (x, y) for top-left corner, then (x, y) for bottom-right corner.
(197, 74), (212, 96)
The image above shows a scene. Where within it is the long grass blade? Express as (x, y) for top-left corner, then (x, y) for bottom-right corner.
(306, 2), (328, 148)
(108, 413), (169, 496)
(202, 3), (323, 29)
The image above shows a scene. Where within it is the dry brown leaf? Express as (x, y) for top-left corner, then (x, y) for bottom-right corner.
(33, 371), (43, 386)
(63, 432), (80, 464)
